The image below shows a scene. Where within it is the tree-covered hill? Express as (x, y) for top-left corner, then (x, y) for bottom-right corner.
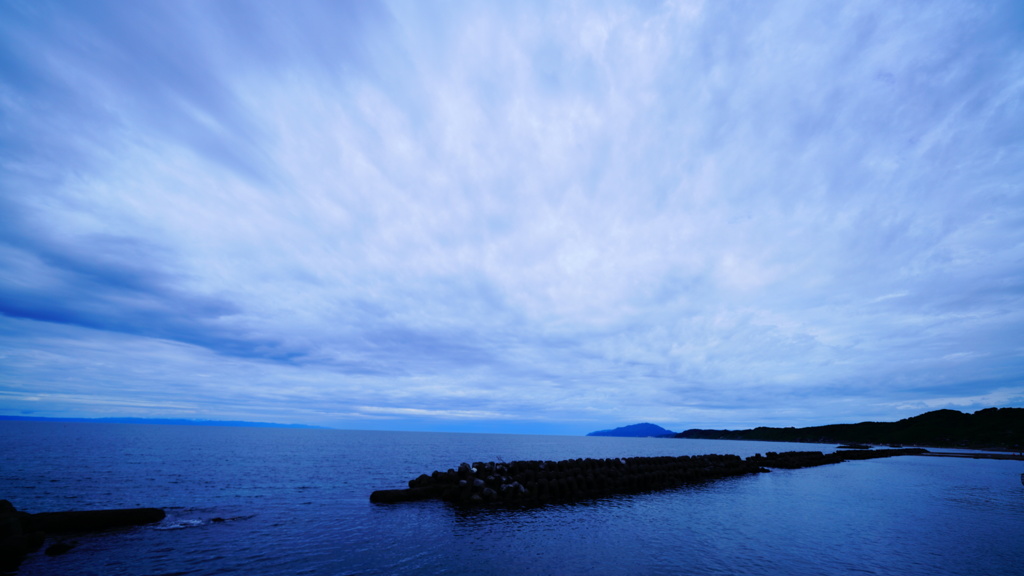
(675, 408), (1024, 451)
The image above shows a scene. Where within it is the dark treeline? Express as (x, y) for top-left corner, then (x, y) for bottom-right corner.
(676, 408), (1024, 450)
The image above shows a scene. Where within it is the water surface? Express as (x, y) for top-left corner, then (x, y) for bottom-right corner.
(1, 422), (1021, 575)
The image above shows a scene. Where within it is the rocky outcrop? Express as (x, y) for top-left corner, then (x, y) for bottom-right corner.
(29, 508), (165, 533)
(370, 448), (928, 507)
(0, 500), (165, 571)
(0, 500), (44, 572)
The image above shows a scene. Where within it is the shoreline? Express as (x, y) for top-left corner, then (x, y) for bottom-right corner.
(914, 451), (1024, 461)
(670, 436), (1022, 455)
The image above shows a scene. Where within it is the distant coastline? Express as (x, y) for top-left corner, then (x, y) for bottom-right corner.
(674, 408), (1023, 452)
(0, 415), (329, 430)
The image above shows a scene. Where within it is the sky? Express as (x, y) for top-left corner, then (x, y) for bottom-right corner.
(1, 0), (1023, 436)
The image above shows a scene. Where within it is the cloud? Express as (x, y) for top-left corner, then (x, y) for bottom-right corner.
(1, 0), (1022, 432)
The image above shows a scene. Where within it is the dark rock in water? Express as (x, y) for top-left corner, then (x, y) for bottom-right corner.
(1, 500), (166, 570)
(44, 540), (76, 556)
(23, 531), (44, 553)
(0, 511), (21, 541)
(208, 515), (253, 525)
(837, 444), (872, 450)
(30, 507), (166, 533)
(1, 537), (27, 571)
(0, 500), (29, 571)
(409, 474), (433, 489)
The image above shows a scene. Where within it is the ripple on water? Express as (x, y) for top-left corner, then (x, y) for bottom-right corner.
(3, 423), (1024, 576)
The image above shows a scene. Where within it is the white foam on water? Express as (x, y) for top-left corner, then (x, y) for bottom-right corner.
(154, 518), (205, 530)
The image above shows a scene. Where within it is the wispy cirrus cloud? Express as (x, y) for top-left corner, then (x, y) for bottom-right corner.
(1, 0), (1022, 433)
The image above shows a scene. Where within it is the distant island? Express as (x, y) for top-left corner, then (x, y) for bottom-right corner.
(0, 415), (329, 429)
(587, 422), (676, 437)
(675, 408), (1024, 451)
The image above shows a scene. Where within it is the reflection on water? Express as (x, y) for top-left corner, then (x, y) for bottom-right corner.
(1, 422), (1022, 575)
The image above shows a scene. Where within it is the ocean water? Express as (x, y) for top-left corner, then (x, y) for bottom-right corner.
(1, 421), (1022, 575)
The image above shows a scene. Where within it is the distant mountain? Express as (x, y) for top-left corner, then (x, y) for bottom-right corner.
(588, 422), (676, 437)
(0, 415), (329, 429)
(675, 408), (1024, 451)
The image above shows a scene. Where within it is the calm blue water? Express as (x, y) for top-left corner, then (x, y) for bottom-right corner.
(1, 421), (1022, 575)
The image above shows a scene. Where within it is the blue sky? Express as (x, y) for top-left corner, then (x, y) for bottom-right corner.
(1, 0), (1022, 435)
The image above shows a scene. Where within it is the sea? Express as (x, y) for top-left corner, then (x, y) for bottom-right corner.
(1, 421), (1022, 576)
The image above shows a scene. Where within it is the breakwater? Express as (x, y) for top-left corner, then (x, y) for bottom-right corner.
(370, 448), (927, 506)
(916, 451), (1024, 461)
